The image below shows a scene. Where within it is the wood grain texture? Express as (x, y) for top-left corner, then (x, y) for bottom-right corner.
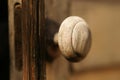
(8, 0), (23, 80)
(22, 0), (45, 80)
(14, 2), (22, 71)
(9, 0), (46, 80)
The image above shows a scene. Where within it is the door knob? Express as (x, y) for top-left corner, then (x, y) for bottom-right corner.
(46, 16), (91, 62)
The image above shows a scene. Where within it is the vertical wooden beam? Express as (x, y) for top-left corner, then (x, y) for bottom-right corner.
(9, 0), (45, 80)
(22, 0), (45, 80)
(8, 0), (23, 80)
(14, 2), (22, 72)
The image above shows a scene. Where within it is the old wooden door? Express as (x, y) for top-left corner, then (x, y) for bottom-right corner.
(9, 0), (72, 80)
(8, 0), (46, 80)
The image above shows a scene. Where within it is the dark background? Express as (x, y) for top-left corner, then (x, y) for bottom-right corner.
(0, 0), (9, 80)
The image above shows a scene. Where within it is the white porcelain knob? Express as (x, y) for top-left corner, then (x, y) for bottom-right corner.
(56, 16), (91, 62)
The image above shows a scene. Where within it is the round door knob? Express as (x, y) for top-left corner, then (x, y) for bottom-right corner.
(54, 16), (91, 62)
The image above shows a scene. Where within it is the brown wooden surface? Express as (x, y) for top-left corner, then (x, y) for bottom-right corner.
(22, 0), (45, 80)
(14, 2), (22, 71)
(8, 0), (120, 80)
(8, 0), (23, 80)
(9, 0), (46, 80)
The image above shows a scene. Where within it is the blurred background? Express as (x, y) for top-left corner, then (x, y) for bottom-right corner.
(1, 0), (120, 80)
(70, 0), (120, 79)
(46, 0), (120, 80)
(71, 0), (120, 73)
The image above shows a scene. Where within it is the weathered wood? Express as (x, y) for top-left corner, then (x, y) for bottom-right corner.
(9, 0), (46, 80)
(22, 0), (45, 80)
(8, 0), (23, 80)
(14, 2), (22, 71)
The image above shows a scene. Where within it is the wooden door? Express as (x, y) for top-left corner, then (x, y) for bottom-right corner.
(9, 0), (72, 80)
(8, 0), (45, 80)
